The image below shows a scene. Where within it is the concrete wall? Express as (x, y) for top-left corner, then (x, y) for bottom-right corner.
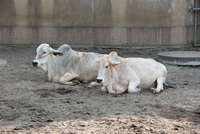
(0, 0), (195, 46)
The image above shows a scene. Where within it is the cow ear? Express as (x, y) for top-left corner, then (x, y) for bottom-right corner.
(52, 52), (63, 57)
(109, 51), (118, 59)
(49, 47), (63, 57)
(109, 51), (119, 62)
(109, 51), (120, 68)
(110, 61), (120, 68)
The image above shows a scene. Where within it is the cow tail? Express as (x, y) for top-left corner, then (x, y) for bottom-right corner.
(163, 82), (176, 89)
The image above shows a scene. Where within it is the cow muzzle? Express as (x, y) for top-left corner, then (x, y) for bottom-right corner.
(96, 78), (103, 83)
(32, 61), (38, 67)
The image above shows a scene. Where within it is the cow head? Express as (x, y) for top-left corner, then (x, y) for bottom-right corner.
(32, 43), (63, 71)
(96, 51), (120, 84)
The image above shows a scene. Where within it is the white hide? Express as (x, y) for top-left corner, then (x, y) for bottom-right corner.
(96, 51), (167, 94)
(33, 43), (107, 85)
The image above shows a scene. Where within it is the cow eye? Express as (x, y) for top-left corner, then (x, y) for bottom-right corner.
(105, 65), (108, 69)
(43, 52), (46, 54)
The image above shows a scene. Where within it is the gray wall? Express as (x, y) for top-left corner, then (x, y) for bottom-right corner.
(0, 0), (195, 46)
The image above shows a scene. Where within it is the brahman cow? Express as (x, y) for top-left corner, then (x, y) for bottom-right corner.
(96, 51), (168, 93)
(33, 43), (107, 85)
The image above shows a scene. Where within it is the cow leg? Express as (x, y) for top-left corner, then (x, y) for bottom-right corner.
(150, 82), (157, 90)
(88, 82), (108, 92)
(153, 77), (165, 93)
(101, 86), (108, 92)
(128, 80), (141, 93)
(59, 73), (78, 85)
(88, 82), (102, 87)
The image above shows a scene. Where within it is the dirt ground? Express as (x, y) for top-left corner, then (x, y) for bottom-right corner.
(0, 44), (200, 134)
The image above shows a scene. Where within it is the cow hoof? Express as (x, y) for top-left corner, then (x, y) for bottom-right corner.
(153, 91), (159, 94)
(71, 83), (77, 86)
(101, 86), (108, 92)
(87, 84), (93, 88)
(87, 82), (96, 87)
(128, 88), (141, 93)
(72, 80), (81, 84)
(150, 87), (156, 90)
(59, 81), (77, 86)
(153, 89), (162, 94)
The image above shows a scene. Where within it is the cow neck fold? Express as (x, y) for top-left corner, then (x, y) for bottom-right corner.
(104, 65), (119, 93)
(47, 54), (57, 82)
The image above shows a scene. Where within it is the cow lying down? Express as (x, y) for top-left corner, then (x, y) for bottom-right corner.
(33, 43), (107, 85)
(96, 51), (169, 94)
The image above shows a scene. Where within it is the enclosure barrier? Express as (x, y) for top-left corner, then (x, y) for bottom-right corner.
(193, 0), (200, 46)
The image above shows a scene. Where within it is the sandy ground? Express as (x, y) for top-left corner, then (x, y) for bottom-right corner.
(0, 45), (200, 134)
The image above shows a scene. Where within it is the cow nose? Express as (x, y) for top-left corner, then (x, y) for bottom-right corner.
(96, 79), (103, 83)
(32, 62), (38, 67)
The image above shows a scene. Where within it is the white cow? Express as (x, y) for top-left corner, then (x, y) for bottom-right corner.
(33, 43), (107, 85)
(96, 51), (168, 93)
